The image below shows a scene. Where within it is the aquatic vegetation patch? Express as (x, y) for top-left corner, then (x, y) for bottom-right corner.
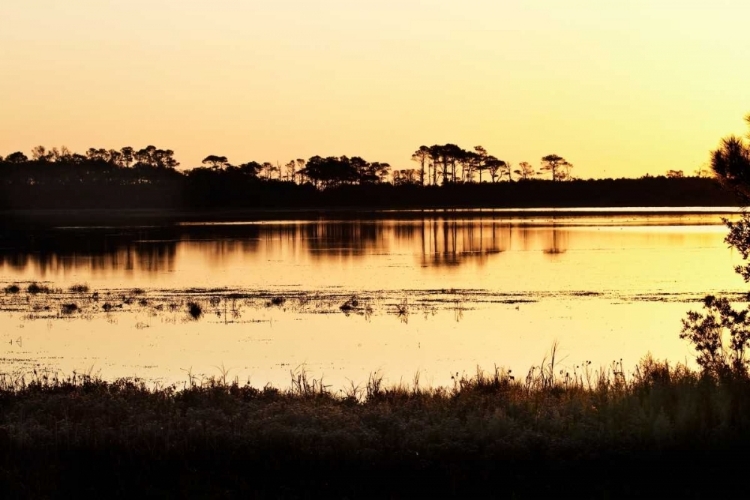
(268, 296), (286, 306)
(60, 303), (78, 314)
(187, 301), (203, 319)
(0, 282), (741, 327)
(27, 283), (53, 294)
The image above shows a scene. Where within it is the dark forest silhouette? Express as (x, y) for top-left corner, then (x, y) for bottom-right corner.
(0, 144), (735, 210)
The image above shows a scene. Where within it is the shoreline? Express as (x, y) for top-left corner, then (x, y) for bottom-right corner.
(0, 205), (741, 226)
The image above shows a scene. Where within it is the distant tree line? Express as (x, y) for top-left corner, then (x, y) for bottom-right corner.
(404, 145), (574, 185)
(0, 144), (735, 211)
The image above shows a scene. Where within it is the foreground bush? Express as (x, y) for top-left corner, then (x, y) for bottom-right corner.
(0, 356), (748, 498)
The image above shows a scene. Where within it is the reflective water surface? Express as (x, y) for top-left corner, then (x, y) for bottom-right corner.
(0, 210), (745, 388)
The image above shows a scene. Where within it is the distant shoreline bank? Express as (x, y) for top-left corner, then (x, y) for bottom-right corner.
(0, 205), (742, 227)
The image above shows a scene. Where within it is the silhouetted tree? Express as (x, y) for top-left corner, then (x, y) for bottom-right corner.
(108, 149), (123, 166)
(423, 144), (466, 184)
(5, 152), (28, 163)
(350, 157), (369, 183)
(121, 147), (134, 167)
(393, 169), (420, 186)
(154, 149), (179, 169)
(694, 164), (713, 178)
(504, 161), (513, 182)
(31, 145), (49, 161)
(712, 128), (750, 200)
(284, 160), (296, 182)
(486, 156), (507, 183)
(202, 155), (229, 170)
(86, 148), (109, 162)
(301, 156), (352, 187)
(682, 113), (750, 377)
(131, 146), (178, 169)
(295, 159), (306, 183)
(260, 162), (277, 180)
(428, 145), (443, 185)
(514, 162), (536, 180)
(411, 146), (430, 186)
(238, 161), (262, 177)
(473, 146), (488, 183)
(366, 162), (391, 183)
(52, 146), (73, 162)
(443, 144), (464, 183)
(457, 150), (476, 182)
(541, 154), (573, 181)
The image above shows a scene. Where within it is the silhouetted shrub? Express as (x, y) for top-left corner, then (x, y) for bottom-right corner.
(683, 113), (750, 379)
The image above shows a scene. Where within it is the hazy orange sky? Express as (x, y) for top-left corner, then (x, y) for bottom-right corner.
(1, 0), (748, 179)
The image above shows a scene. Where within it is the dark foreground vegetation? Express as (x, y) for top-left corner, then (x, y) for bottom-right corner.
(0, 145), (736, 211)
(1, 357), (749, 499)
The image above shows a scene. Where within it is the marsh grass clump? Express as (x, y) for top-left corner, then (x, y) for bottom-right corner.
(393, 297), (409, 322)
(0, 355), (749, 498)
(187, 301), (203, 319)
(4, 284), (20, 294)
(269, 296), (286, 306)
(289, 366), (330, 397)
(340, 295), (359, 312)
(61, 303), (78, 314)
(68, 283), (90, 293)
(27, 283), (52, 294)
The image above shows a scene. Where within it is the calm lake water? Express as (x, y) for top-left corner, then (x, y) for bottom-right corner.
(0, 209), (745, 389)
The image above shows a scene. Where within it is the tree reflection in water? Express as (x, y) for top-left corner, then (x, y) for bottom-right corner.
(0, 218), (612, 281)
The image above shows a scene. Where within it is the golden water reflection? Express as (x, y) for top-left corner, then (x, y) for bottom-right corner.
(0, 213), (746, 388)
(0, 215), (738, 291)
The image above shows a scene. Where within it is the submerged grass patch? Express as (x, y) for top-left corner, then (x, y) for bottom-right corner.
(0, 357), (748, 497)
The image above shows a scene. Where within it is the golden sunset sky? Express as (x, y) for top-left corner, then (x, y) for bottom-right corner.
(1, 0), (748, 179)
